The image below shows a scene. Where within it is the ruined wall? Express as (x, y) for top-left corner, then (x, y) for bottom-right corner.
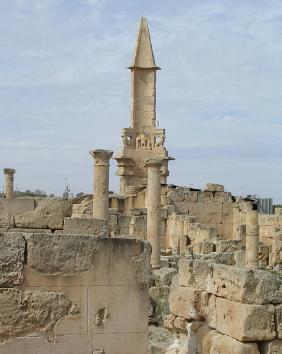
(0, 232), (150, 354)
(0, 197), (73, 233)
(259, 214), (282, 246)
(163, 256), (282, 353)
(162, 185), (234, 241)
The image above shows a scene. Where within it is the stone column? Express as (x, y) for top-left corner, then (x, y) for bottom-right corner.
(245, 210), (259, 269)
(89, 149), (113, 221)
(3, 168), (16, 200)
(145, 159), (162, 269)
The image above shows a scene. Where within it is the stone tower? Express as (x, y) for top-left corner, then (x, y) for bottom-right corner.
(115, 17), (172, 194)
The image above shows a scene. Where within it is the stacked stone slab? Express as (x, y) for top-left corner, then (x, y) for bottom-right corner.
(164, 257), (282, 353)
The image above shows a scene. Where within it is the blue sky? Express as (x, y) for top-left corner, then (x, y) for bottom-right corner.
(0, 0), (282, 202)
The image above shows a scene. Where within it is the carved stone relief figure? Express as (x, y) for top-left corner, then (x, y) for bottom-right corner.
(155, 133), (165, 147)
(136, 133), (151, 149)
(122, 134), (131, 148)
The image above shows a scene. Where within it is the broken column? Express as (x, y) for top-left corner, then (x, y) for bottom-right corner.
(89, 149), (113, 221)
(3, 168), (16, 200)
(245, 210), (259, 268)
(145, 159), (162, 269)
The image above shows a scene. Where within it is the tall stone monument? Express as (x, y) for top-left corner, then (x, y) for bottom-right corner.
(114, 17), (173, 194)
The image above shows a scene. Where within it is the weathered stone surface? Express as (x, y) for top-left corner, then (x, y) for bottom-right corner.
(153, 267), (177, 286)
(1, 198), (35, 217)
(210, 332), (260, 354)
(201, 241), (216, 254)
(215, 239), (241, 253)
(149, 325), (174, 353)
(0, 232), (25, 287)
(185, 322), (219, 354)
(26, 233), (100, 275)
(203, 183), (224, 192)
(168, 190), (185, 202)
(215, 297), (276, 341)
(275, 305), (282, 339)
(0, 201), (14, 228)
(178, 259), (209, 289)
(150, 286), (170, 300)
(207, 263), (282, 304)
(193, 252), (234, 265)
(259, 339), (282, 354)
(0, 288), (74, 342)
(132, 240), (152, 283)
(168, 286), (202, 320)
(14, 198), (72, 230)
(207, 294), (217, 329)
(64, 217), (108, 236)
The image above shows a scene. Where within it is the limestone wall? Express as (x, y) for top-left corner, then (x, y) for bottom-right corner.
(259, 214), (282, 245)
(162, 185), (234, 241)
(0, 197), (73, 233)
(0, 232), (150, 354)
(163, 257), (282, 353)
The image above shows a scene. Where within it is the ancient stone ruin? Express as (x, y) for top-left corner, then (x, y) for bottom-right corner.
(0, 17), (281, 354)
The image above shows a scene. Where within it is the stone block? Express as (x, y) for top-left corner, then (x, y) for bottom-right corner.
(64, 217), (108, 236)
(26, 233), (100, 275)
(14, 198), (72, 230)
(202, 201), (223, 215)
(109, 214), (118, 234)
(207, 263), (282, 304)
(198, 191), (214, 202)
(0, 288), (74, 342)
(210, 332), (260, 354)
(153, 267), (177, 286)
(201, 241), (216, 254)
(276, 305), (282, 339)
(0, 232), (25, 287)
(234, 249), (246, 268)
(215, 239), (241, 252)
(203, 183), (224, 192)
(149, 286), (169, 301)
(207, 295), (216, 329)
(184, 191), (198, 202)
(118, 215), (131, 228)
(0, 197), (35, 216)
(213, 192), (232, 202)
(193, 252), (234, 265)
(50, 334), (92, 354)
(88, 285), (148, 334)
(174, 202), (189, 214)
(259, 339), (282, 354)
(178, 259), (210, 289)
(0, 201), (14, 228)
(168, 286), (202, 320)
(215, 297), (276, 341)
(188, 202), (204, 216)
(168, 190), (185, 202)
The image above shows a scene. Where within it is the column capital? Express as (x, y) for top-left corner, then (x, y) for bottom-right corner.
(89, 149), (113, 166)
(144, 158), (163, 168)
(3, 168), (16, 176)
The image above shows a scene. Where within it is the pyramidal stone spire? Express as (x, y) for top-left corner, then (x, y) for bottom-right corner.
(114, 17), (173, 195)
(130, 17), (158, 69)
